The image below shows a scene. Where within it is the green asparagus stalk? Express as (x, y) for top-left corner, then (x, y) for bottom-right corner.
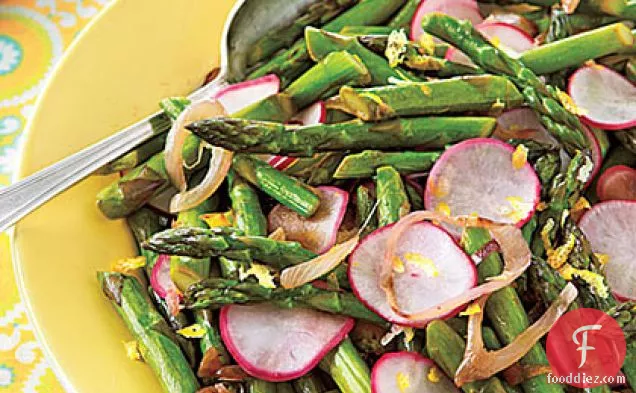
(520, 23), (635, 75)
(356, 33), (451, 57)
(356, 34), (483, 76)
(246, 0), (357, 67)
(376, 166), (410, 227)
(96, 133), (168, 175)
(144, 227), (317, 268)
(334, 150), (440, 179)
(277, 383), (296, 393)
(99, 272), (199, 393)
(404, 180), (424, 211)
(232, 154), (321, 218)
(320, 338), (372, 393)
(228, 170), (267, 236)
(248, 380), (279, 393)
(127, 208), (169, 274)
(426, 320), (508, 393)
(305, 28), (420, 85)
(616, 128), (636, 154)
(462, 227), (563, 393)
(340, 26), (395, 36)
(421, 13), (591, 154)
(356, 184), (378, 236)
(194, 309), (230, 373)
(246, 0), (407, 87)
(294, 372), (327, 393)
(238, 51), (371, 123)
(282, 153), (345, 186)
(184, 278), (385, 324)
(388, 0), (420, 29)
(326, 76), (523, 121)
(187, 116), (497, 157)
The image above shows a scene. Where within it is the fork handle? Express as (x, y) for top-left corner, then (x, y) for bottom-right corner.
(0, 77), (227, 232)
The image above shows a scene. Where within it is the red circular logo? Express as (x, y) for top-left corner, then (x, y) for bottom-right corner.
(546, 308), (626, 388)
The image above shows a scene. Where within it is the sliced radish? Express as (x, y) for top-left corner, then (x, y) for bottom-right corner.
(569, 65), (636, 131)
(213, 74), (280, 114)
(411, 0), (483, 42)
(150, 254), (178, 298)
(579, 201), (636, 300)
(220, 304), (354, 382)
(446, 22), (535, 66)
(372, 352), (459, 393)
(597, 165), (636, 201)
(582, 125), (603, 183)
(349, 222), (477, 327)
(269, 186), (349, 254)
(291, 101), (327, 125)
(267, 155), (298, 171)
(424, 138), (541, 227)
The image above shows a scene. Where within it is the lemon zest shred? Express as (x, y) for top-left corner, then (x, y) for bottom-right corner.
(403, 327), (415, 344)
(558, 264), (609, 298)
(123, 341), (143, 362)
(537, 201), (549, 211)
(547, 233), (577, 269)
(503, 196), (533, 223)
(111, 256), (147, 274)
(436, 202), (451, 217)
(460, 303), (482, 317)
(404, 253), (439, 278)
(177, 324), (207, 339)
(200, 211), (234, 228)
(541, 219), (556, 255)
(512, 144), (529, 170)
(490, 36), (502, 48)
(594, 253), (610, 266)
(241, 263), (277, 289)
(417, 32), (436, 56)
(393, 256), (406, 274)
(556, 89), (587, 116)
(427, 366), (443, 383)
(572, 197), (591, 215)
(397, 371), (410, 393)
(429, 178), (450, 198)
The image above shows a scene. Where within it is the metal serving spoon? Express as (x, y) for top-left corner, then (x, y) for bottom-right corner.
(0, 0), (320, 232)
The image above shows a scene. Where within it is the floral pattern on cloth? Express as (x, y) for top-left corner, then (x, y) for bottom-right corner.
(0, 1), (110, 391)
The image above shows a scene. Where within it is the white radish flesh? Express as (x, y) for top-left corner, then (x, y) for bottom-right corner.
(424, 138), (541, 227)
(220, 304), (354, 382)
(569, 65), (636, 131)
(213, 74), (280, 114)
(579, 200), (636, 300)
(349, 222), (477, 327)
(372, 352), (460, 393)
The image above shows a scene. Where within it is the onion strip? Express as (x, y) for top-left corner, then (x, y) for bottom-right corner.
(381, 211), (532, 322)
(455, 283), (578, 386)
(280, 235), (359, 289)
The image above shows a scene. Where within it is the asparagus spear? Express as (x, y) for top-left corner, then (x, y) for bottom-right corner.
(248, 380), (279, 393)
(184, 278), (385, 324)
(187, 116), (497, 156)
(375, 166), (410, 227)
(282, 152), (345, 186)
(293, 372), (327, 393)
(616, 128), (636, 154)
(277, 383), (296, 393)
(305, 28), (420, 85)
(99, 272), (199, 393)
(355, 184), (378, 236)
(388, 0), (420, 29)
(326, 76), (523, 121)
(233, 154), (321, 218)
(246, 0), (408, 88)
(246, 0), (357, 67)
(96, 133), (168, 175)
(340, 26), (395, 36)
(426, 320), (508, 393)
(421, 13), (591, 154)
(334, 150), (440, 179)
(462, 227), (563, 393)
(144, 227), (316, 268)
(320, 338), (372, 393)
(356, 34), (483, 76)
(520, 23), (635, 75)
(228, 170), (267, 236)
(195, 309), (231, 375)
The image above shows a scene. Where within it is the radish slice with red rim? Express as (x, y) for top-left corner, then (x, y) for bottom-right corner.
(372, 352), (459, 393)
(569, 65), (636, 131)
(150, 254), (178, 299)
(579, 200), (636, 300)
(446, 22), (535, 66)
(410, 0), (483, 42)
(291, 101), (326, 125)
(219, 304), (354, 382)
(349, 222), (477, 327)
(597, 165), (636, 201)
(213, 74), (280, 114)
(424, 138), (541, 227)
(269, 186), (349, 254)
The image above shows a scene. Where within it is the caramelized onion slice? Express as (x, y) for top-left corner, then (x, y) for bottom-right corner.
(455, 283), (578, 386)
(380, 211), (532, 322)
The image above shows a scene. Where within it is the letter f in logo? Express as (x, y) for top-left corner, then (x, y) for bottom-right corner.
(572, 325), (603, 368)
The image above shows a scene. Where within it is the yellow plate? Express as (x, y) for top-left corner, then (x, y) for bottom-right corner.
(12, 0), (235, 391)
